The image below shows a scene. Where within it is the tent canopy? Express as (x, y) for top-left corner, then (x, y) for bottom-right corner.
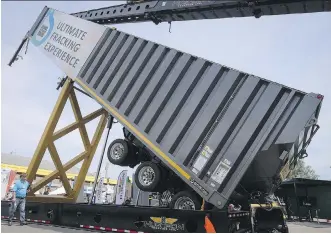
(49, 186), (66, 195)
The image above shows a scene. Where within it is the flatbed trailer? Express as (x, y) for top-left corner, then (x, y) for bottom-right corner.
(6, 0), (328, 233)
(1, 200), (253, 233)
(2, 199), (291, 232)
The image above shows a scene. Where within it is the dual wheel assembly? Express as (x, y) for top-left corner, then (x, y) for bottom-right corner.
(135, 161), (202, 210)
(107, 139), (202, 210)
(107, 139), (138, 168)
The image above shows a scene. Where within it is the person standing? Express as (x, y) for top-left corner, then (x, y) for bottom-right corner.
(8, 174), (30, 226)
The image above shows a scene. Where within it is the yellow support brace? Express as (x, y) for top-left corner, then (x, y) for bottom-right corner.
(26, 78), (108, 203)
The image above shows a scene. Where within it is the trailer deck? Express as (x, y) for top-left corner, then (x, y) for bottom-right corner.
(1, 201), (251, 233)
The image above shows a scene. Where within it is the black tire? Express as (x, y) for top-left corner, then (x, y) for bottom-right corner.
(126, 141), (140, 167)
(152, 165), (169, 192)
(134, 162), (162, 192)
(107, 139), (130, 166)
(169, 191), (202, 210)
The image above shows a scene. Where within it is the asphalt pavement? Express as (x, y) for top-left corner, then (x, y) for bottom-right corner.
(287, 222), (331, 233)
(1, 222), (92, 233)
(2, 220), (331, 233)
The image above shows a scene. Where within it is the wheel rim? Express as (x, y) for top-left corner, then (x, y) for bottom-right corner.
(173, 196), (196, 210)
(160, 190), (173, 207)
(110, 143), (125, 160)
(138, 166), (155, 186)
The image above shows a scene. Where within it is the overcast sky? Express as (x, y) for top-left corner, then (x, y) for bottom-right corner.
(1, 1), (331, 180)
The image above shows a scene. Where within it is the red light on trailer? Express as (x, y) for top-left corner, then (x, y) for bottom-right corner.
(317, 94), (323, 100)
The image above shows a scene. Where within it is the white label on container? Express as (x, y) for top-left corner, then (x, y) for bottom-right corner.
(203, 145), (213, 157)
(223, 158), (231, 166)
(192, 145), (213, 172)
(192, 168), (199, 174)
(211, 160), (231, 184)
(193, 156), (207, 172)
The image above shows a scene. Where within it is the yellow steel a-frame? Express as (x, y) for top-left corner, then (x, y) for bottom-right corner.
(26, 78), (108, 203)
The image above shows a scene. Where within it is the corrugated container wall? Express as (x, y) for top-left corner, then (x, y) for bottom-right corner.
(71, 28), (322, 208)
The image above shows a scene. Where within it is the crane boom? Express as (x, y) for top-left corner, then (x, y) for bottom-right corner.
(8, 0), (330, 66)
(71, 0), (330, 25)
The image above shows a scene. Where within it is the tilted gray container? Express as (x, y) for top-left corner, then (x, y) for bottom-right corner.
(27, 7), (323, 208)
(73, 27), (323, 209)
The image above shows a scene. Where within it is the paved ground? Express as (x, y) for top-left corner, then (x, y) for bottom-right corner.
(288, 222), (331, 233)
(2, 220), (331, 233)
(1, 222), (92, 233)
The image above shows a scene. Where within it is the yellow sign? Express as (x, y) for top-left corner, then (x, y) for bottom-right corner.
(150, 217), (178, 225)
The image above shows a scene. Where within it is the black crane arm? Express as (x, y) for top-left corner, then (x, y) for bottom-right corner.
(71, 0), (330, 25)
(8, 0), (330, 66)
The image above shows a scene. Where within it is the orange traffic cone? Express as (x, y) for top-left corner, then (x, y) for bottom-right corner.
(204, 215), (216, 233)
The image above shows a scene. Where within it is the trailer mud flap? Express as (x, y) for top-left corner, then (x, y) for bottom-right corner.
(60, 204), (229, 233)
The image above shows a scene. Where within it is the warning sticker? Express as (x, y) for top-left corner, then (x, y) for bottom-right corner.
(192, 146), (213, 173)
(211, 160), (231, 184)
(202, 145), (213, 158)
(193, 156), (207, 172)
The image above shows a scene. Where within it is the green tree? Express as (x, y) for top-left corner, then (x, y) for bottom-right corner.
(288, 159), (319, 180)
